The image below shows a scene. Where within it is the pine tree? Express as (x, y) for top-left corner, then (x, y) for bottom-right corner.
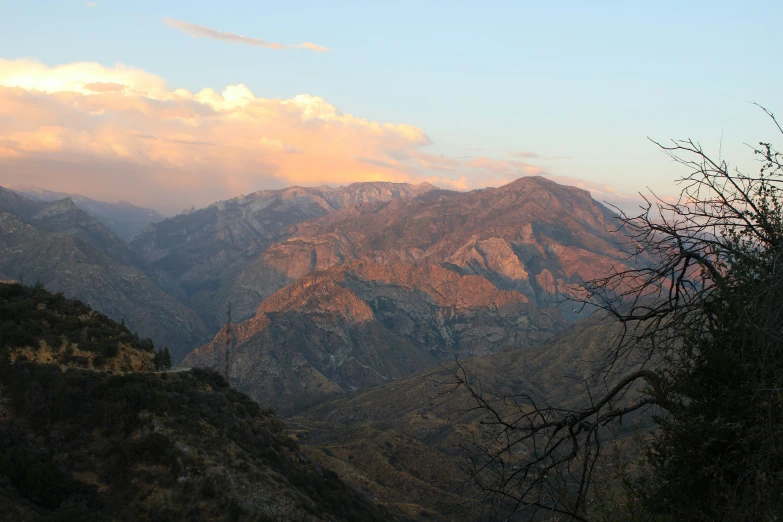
(161, 346), (172, 370)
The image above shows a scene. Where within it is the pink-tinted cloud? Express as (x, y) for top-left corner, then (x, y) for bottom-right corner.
(0, 58), (643, 214)
(164, 18), (330, 52)
(0, 59), (438, 212)
(469, 157), (546, 176)
(82, 81), (125, 93)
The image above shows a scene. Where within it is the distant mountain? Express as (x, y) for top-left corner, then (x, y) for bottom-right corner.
(130, 182), (437, 332)
(0, 187), (209, 361)
(184, 177), (632, 413)
(0, 187), (143, 267)
(12, 185), (164, 241)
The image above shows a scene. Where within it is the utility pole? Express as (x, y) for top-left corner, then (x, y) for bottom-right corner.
(224, 301), (232, 385)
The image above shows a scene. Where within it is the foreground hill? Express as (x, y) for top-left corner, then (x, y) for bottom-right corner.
(130, 182), (436, 332)
(289, 318), (644, 519)
(0, 188), (210, 361)
(185, 177), (631, 412)
(0, 282), (155, 372)
(10, 185), (164, 242)
(0, 364), (391, 521)
(0, 288), (391, 521)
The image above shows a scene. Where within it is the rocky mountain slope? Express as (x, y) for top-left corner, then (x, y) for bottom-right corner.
(0, 188), (209, 361)
(289, 318), (643, 519)
(262, 177), (623, 309)
(185, 177), (633, 413)
(130, 182), (436, 332)
(11, 185), (164, 241)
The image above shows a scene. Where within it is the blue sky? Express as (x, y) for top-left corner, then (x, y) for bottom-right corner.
(1, 0), (781, 211)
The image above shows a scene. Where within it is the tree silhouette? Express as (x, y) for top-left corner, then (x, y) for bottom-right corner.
(451, 105), (783, 520)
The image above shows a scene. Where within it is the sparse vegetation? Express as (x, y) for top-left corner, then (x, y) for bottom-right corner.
(0, 362), (390, 521)
(0, 282), (153, 368)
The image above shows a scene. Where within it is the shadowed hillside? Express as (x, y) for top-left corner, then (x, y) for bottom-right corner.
(0, 286), (393, 521)
(0, 364), (392, 521)
(288, 318), (650, 519)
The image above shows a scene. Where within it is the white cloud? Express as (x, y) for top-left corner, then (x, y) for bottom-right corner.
(0, 58), (641, 213)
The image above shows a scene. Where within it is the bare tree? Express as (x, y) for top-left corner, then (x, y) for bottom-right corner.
(450, 105), (783, 521)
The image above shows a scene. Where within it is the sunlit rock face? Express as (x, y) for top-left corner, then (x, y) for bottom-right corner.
(129, 182), (436, 332)
(185, 176), (631, 413)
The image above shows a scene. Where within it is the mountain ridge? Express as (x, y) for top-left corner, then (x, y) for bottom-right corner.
(130, 181), (438, 331)
(184, 177), (632, 413)
(11, 185), (164, 241)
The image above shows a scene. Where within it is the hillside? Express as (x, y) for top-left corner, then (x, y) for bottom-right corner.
(0, 287), (392, 521)
(0, 282), (155, 372)
(185, 261), (566, 414)
(288, 318), (645, 519)
(185, 177), (632, 412)
(0, 364), (392, 521)
(11, 185), (164, 242)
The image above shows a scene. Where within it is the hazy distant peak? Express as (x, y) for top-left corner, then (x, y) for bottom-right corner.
(9, 185), (164, 241)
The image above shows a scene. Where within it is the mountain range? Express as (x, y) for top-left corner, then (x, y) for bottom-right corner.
(0, 177), (631, 405)
(11, 185), (164, 241)
(0, 182), (438, 361)
(0, 176), (641, 520)
(129, 182), (437, 333)
(184, 177), (630, 412)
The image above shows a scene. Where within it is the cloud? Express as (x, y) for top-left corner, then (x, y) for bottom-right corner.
(0, 58), (436, 213)
(469, 157), (546, 176)
(83, 81), (125, 93)
(85, 2), (96, 7)
(163, 18), (329, 52)
(513, 151), (538, 158)
(0, 58), (642, 214)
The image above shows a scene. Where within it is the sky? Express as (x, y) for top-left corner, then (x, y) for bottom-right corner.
(1, 0), (781, 214)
